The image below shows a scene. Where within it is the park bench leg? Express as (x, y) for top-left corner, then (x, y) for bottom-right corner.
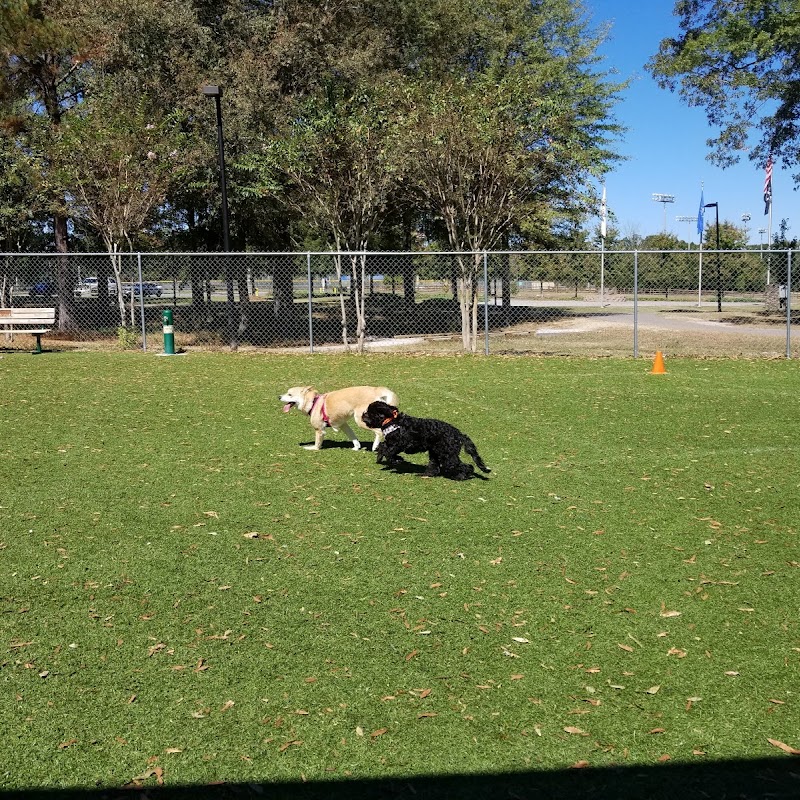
(33, 334), (43, 354)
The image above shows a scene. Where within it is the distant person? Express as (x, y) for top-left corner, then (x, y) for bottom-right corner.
(779, 284), (787, 310)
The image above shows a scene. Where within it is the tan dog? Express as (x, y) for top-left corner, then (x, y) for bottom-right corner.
(280, 385), (399, 451)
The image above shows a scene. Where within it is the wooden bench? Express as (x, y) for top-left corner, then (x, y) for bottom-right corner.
(0, 307), (56, 353)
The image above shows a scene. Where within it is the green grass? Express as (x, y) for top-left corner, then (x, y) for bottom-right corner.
(1, 352), (799, 797)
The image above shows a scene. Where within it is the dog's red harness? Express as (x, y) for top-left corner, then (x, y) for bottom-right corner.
(309, 394), (332, 427)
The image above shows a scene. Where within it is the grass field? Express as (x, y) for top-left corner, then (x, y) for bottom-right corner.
(1, 352), (799, 799)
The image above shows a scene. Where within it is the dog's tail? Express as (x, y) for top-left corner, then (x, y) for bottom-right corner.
(377, 388), (399, 407)
(463, 436), (491, 474)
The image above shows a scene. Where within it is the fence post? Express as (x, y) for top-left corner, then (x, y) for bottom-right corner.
(137, 252), (147, 352)
(787, 250), (792, 359)
(633, 250), (639, 359)
(307, 252), (314, 354)
(483, 251), (490, 355)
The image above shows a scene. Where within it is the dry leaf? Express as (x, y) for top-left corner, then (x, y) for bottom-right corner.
(220, 700), (235, 713)
(667, 648), (687, 658)
(405, 649), (419, 661)
(571, 760), (590, 769)
(418, 712), (438, 718)
(617, 643), (634, 652)
(58, 739), (78, 750)
(278, 740), (302, 752)
(658, 754), (671, 763)
(767, 738), (800, 755)
(370, 728), (388, 738)
(649, 728), (665, 734)
(563, 726), (589, 736)
(660, 610), (681, 618)
(512, 637), (530, 644)
(645, 685), (661, 695)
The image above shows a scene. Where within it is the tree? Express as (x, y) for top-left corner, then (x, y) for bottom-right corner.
(246, 83), (407, 351)
(53, 93), (193, 326)
(401, 0), (624, 351)
(647, 0), (800, 172)
(0, 0), (95, 328)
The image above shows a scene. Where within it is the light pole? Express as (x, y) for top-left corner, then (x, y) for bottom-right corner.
(705, 202), (722, 312)
(676, 215), (697, 250)
(652, 193), (675, 232)
(741, 213), (751, 248)
(758, 227), (766, 259)
(202, 84), (236, 348)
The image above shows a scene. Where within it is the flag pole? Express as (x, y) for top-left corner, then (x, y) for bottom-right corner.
(697, 183), (704, 307)
(599, 183), (607, 307)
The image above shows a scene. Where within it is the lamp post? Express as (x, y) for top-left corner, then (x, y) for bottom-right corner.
(202, 84), (236, 348)
(741, 213), (751, 248)
(705, 202), (722, 312)
(676, 215), (697, 250)
(652, 193), (675, 232)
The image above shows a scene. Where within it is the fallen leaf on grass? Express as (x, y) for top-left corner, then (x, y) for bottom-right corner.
(220, 700), (235, 713)
(370, 728), (388, 738)
(279, 740), (302, 752)
(667, 648), (687, 658)
(645, 686), (661, 695)
(571, 760), (590, 769)
(563, 726), (589, 736)
(767, 738), (800, 755)
(405, 649), (419, 661)
(617, 643), (634, 652)
(660, 610), (682, 618)
(58, 739), (77, 750)
(418, 712), (438, 719)
(658, 754), (671, 763)
(128, 767), (164, 786)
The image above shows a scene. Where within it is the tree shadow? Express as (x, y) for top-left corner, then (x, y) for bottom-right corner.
(3, 758), (799, 800)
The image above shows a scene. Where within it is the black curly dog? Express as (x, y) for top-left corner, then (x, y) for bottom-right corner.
(362, 401), (491, 480)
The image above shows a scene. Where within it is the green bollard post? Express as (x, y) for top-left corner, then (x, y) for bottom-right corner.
(162, 308), (175, 355)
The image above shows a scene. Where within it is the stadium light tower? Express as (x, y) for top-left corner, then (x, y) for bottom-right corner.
(652, 193), (675, 232)
(741, 212), (751, 248)
(676, 215), (697, 249)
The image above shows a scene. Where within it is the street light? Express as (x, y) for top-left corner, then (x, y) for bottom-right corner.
(741, 212), (751, 248)
(705, 202), (722, 312)
(758, 227), (766, 259)
(676, 215), (697, 249)
(652, 193), (675, 232)
(202, 84), (235, 348)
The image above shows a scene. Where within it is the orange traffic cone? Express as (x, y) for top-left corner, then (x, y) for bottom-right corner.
(650, 350), (667, 374)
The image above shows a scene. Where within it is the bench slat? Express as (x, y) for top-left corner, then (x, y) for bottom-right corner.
(0, 308), (56, 325)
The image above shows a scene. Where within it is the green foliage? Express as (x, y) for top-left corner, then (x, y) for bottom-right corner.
(115, 325), (139, 349)
(647, 0), (800, 169)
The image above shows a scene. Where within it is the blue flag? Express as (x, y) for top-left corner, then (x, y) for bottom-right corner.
(697, 190), (704, 236)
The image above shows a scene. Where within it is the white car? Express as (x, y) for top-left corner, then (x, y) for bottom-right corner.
(74, 277), (118, 297)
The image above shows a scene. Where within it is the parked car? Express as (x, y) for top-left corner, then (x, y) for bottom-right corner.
(29, 279), (56, 297)
(125, 281), (163, 298)
(74, 277), (117, 297)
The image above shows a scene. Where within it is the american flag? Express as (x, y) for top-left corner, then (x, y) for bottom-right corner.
(764, 156), (773, 215)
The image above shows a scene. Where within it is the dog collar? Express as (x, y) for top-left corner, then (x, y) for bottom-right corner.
(381, 410), (399, 428)
(383, 423), (400, 435)
(309, 394), (331, 427)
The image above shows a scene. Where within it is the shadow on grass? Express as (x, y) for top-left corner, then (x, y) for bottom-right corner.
(3, 758), (799, 800)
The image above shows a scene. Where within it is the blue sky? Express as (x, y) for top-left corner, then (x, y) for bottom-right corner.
(588, 1), (785, 245)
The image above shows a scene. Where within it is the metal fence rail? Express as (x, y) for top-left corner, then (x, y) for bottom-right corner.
(1, 250), (795, 358)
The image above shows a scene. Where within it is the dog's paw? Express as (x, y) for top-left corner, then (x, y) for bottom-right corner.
(302, 444), (320, 451)
(352, 441), (362, 451)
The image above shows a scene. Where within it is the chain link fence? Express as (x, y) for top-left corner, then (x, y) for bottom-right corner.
(1, 250), (795, 358)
